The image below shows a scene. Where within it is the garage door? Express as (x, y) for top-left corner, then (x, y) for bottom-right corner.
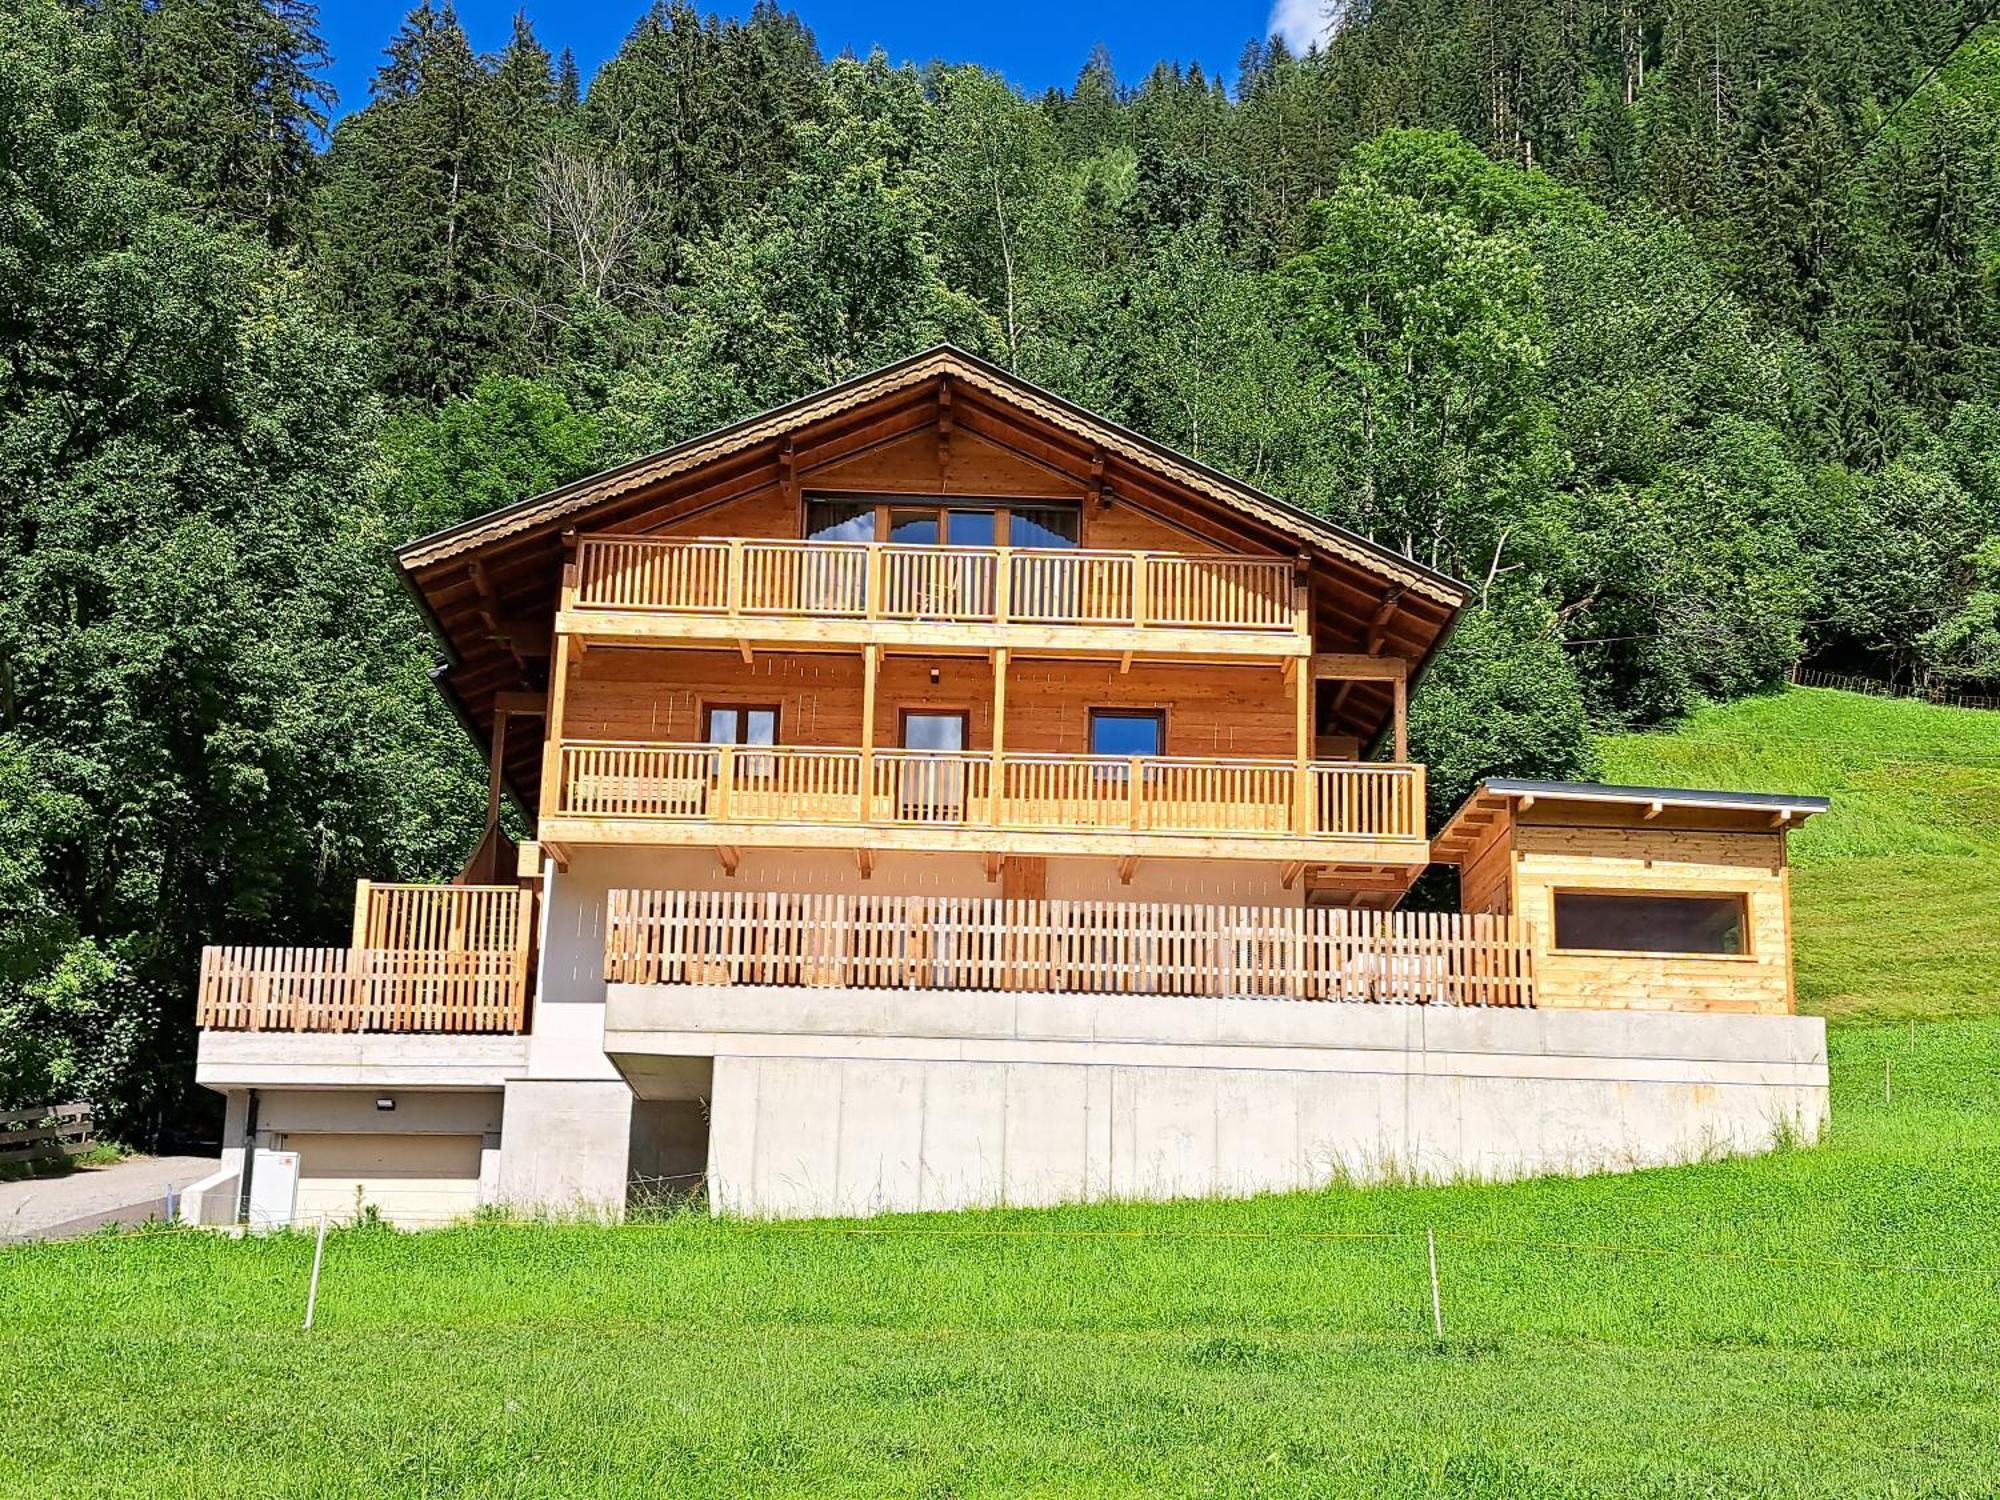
(291, 1133), (484, 1228)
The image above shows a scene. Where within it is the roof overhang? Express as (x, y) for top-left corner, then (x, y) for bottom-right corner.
(1432, 779), (1831, 865)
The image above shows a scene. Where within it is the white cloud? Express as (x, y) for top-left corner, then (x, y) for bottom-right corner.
(1267, 0), (1344, 53)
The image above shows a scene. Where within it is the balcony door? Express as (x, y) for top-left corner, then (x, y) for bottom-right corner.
(897, 710), (970, 824)
(705, 705), (779, 803)
(1086, 709), (1165, 828)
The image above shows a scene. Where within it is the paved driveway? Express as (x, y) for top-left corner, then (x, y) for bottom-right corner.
(0, 1155), (219, 1244)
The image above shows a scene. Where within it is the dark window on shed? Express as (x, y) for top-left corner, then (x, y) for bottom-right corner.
(1553, 892), (1748, 955)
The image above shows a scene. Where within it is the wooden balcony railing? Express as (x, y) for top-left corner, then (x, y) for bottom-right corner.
(572, 535), (1302, 635)
(197, 884), (534, 1033)
(556, 743), (1425, 843)
(606, 890), (1535, 1007)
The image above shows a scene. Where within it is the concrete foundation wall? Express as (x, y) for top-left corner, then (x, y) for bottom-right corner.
(608, 986), (1827, 1220)
(495, 1079), (634, 1216)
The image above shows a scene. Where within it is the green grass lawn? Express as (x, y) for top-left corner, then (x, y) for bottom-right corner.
(5, 685), (1998, 1498)
(2, 1018), (1997, 1497)
(1602, 686), (2000, 1023)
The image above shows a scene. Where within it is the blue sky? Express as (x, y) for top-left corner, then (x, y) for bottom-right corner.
(318, 0), (1333, 118)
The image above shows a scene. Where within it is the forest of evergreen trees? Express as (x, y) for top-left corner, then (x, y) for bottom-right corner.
(6, 0), (2000, 1139)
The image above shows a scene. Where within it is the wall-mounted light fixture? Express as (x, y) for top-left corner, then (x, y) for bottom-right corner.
(375, 1097), (396, 1112)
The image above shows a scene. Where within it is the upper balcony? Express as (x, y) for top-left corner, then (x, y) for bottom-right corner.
(557, 535), (1311, 661)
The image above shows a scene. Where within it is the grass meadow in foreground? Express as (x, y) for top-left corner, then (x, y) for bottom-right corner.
(3, 1017), (1997, 1498)
(1602, 686), (2000, 1023)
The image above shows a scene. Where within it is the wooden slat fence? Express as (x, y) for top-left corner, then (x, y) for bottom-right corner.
(605, 891), (1534, 1008)
(0, 1102), (95, 1166)
(197, 884), (535, 1033)
(571, 535), (1301, 636)
(197, 946), (531, 1033)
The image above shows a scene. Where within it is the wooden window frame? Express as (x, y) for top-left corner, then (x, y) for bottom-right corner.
(896, 707), (973, 752)
(1549, 888), (1755, 960)
(1087, 707), (1168, 759)
(702, 702), (783, 745)
(802, 492), (1084, 548)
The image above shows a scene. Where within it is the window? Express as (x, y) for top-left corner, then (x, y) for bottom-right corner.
(899, 710), (968, 751)
(1552, 892), (1749, 956)
(805, 499), (875, 543)
(706, 704), (778, 780)
(803, 497), (1080, 548)
(704, 705), (778, 745)
(1089, 709), (1165, 758)
(1009, 507), (1079, 548)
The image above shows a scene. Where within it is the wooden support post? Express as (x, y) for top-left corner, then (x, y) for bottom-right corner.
(1392, 670), (1408, 763)
(1117, 855), (1138, 886)
(726, 537), (745, 617)
(861, 644), (879, 824)
(484, 709), (510, 832)
(991, 647), (1008, 827)
(993, 546), (1012, 623)
(537, 631), (573, 829)
(350, 879), (373, 950)
(1294, 652), (1313, 834)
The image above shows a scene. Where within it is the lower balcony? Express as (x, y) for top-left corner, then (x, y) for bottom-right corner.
(605, 889), (1535, 1008)
(197, 883), (534, 1034)
(540, 743), (1428, 867)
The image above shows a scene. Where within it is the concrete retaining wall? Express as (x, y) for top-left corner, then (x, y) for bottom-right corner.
(607, 985), (1828, 1219)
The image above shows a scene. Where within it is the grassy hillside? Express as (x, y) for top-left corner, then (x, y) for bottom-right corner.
(1602, 687), (2000, 1024)
(2, 1018), (1996, 1497)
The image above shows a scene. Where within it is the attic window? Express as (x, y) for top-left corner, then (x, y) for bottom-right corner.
(1552, 892), (1748, 956)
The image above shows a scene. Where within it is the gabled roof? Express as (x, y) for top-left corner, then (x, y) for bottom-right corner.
(396, 345), (1473, 812)
(398, 344), (1467, 607)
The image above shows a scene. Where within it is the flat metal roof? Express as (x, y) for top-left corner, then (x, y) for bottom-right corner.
(1479, 779), (1831, 815)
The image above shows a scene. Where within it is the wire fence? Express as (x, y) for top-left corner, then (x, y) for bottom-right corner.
(1792, 665), (2000, 713)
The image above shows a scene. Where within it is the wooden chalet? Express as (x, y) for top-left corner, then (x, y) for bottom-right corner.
(184, 349), (1833, 1227)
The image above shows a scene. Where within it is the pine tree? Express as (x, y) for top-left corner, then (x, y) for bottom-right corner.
(99, 0), (335, 244)
(315, 1), (518, 401)
(1851, 97), (1999, 423)
(1729, 79), (1856, 333)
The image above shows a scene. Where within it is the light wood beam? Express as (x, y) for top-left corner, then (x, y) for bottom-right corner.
(861, 644), (880, 823)
(991, 646), (1009, 812)
(484, 708), (511, 832)
(1313, 653), (1409, 681)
